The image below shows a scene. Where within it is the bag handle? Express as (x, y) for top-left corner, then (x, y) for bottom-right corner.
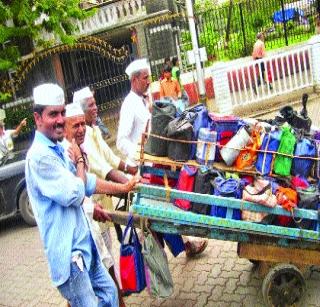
(122, 214), (139, 245)
(244, 183), (272, 196)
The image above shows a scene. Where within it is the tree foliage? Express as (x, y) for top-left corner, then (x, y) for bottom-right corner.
(0, 0), (94, 100)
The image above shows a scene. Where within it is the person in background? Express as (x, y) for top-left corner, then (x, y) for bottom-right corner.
(96, 115), (111, 140)
(26, 83), (138, 306)
(63, 103), (126, 307)
(0, 110), (27, 156)
(171, 56), (181, 87)
(160, 57), (172, 80)
(159, 64), (182, 101)
(252, 32), (272, 91)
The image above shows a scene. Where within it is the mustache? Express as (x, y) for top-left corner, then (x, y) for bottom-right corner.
(54, 123), (65, 130)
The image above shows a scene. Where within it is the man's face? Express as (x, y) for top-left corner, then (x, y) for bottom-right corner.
(34, 105), (66, 143)
(132, 69), (150, 96)
(84, 97), (98, 126)
(65, 115), (86, 145)
(164, 71), (172, 80)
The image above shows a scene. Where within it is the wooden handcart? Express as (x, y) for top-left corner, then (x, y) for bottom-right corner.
(123, 153), (320, 307)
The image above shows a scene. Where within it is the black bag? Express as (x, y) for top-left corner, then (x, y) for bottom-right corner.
(296, 185), (319, 230)
(190, 167), (219, 215)
(167, 113), (196, 161)
(145, 100), (176, 156)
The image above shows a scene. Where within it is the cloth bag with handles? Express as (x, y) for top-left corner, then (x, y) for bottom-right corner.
(142, 230), (174, 298)
(182, 104), (209, 159)
(120, 214), (146, 294)
(144, 100), (176, 156)
(292, 137), (315, 178)
(256, 128), (282, 175)
(210, 177), (242, 220)
(174, 165), (198, 211)
(167, 112), (196, 161)
(273, 126), (296, 176)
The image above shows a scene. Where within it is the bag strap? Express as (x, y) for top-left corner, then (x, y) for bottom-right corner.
(122, 214), (134, 245)
(244, 183), (271, 196)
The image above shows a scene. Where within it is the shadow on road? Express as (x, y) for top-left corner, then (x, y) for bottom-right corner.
(0, 215), (35, 235)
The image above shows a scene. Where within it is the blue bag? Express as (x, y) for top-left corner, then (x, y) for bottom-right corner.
(210, 177), (242, 220)
(292, 138), (315, 178)
(183, 104), (209, 159)
(120, 214), (146, 294)
(256, 129), (282, 175)
(162, 233), (185, 257)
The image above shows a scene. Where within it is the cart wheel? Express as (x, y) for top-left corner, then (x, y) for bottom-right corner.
(262, 263), (306, 307)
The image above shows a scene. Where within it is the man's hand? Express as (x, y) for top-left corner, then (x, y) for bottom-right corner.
(122, 175), (140, 193)
(93, 203), (112, 222)
(68, 138), (82, 164)
(20, 118), (27, 127)
(127, 165), (138, 175)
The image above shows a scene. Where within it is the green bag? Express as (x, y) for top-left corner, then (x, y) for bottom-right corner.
(142, 231), (174, 298)
(273, 126), (296, 176)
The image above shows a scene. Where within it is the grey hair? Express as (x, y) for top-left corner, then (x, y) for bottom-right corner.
(78, 98), (89, 112)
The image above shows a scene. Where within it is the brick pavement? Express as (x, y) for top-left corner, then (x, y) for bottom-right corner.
(1, 216), (320, 307)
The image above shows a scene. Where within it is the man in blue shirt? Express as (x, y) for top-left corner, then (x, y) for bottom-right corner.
(25, 83), (137, 307)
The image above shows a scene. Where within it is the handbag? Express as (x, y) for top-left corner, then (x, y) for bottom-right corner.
(235, 126), (262, 170)
(220, 126), (251, 166)
(296, 185), (319, 230)
(190, 167), (219, 215)
(183, 104), (209, 159)
(167, 112), (196, 161)
(120, 214), (146, 294)
(256, 129), (282, 175)
(273, 126), (296, 176)
(142, 231), (174, 298)
(292, 137), (315, 178)
(144, 100), (176, 156)
(196, 128), (217, 166)
(174, 165), (198, 211)
(210, 176), (242, 220)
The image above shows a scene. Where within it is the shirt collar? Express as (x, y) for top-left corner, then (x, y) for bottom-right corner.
(35, 131), (65, 158)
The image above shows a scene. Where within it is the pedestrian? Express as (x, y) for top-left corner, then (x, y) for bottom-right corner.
(252, 32), (272, 91)
(171, 56), (181, 86)
(63, 103), (126, 307)
(117, 59), (208, 258)
(160, 64), (182, 100)
(0, 109), (27, 158)
(25, 83), (138, 307)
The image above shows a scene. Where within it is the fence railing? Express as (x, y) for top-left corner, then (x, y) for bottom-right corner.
(219, 43), (313, 108)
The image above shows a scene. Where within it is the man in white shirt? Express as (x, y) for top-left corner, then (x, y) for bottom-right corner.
(117, 59), (208, 258)
(117, 58), (151, 165)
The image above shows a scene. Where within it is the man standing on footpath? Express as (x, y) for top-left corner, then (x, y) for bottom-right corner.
(117, 59), (208, 257)
(25, 83), (138, 306)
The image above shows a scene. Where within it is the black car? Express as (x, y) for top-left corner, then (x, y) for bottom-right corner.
(0, 150), (36, 226)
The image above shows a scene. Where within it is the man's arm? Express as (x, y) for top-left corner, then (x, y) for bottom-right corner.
(13, 118), (27, 137)
(94, 175), (139, 195)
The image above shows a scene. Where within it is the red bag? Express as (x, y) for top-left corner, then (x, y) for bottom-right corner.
(174, 165), (197, 210)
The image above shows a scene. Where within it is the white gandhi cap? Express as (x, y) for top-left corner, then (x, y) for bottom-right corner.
(73, 87), (93, 104)
(65, 103), (84, 118)
(33, 83), (65, 106)
(125, 58), (150, 79)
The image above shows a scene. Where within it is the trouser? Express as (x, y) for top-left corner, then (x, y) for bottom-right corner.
(58, 252), (118, 307)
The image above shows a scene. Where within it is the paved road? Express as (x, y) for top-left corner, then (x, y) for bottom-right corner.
(1, 215), (320, 307)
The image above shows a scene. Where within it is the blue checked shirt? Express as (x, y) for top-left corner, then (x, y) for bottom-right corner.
(25, 131), (97, 286)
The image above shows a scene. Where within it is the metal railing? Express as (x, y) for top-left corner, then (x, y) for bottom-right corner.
(223, 44), (313, 107)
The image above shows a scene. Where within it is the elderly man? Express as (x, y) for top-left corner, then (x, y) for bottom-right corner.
(63, 103), (126, 307)
(117, 59), (208, 258)
(26, 83), (138, 307)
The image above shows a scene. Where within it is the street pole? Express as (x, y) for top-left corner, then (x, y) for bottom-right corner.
(185, 0), (206, 100)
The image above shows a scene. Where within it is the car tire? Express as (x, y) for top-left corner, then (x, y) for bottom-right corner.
(19, 188), (36, 226)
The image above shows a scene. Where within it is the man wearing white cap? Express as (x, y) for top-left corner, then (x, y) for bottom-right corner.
(116, 58), (152, 164)
(25, 83), (138, 307)
(63, 103), (126, 307)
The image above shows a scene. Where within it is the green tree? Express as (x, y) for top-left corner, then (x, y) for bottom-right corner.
(0, 0), (94, 101)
